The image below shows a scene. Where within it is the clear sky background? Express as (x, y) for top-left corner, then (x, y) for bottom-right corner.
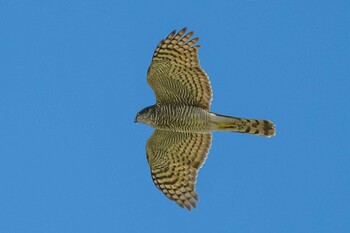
(1, 1), (349, 232)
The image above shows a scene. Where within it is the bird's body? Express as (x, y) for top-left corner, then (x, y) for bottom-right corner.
(135, 28), (276, 210)
(137, 104), (211, 133)
(138, 104), (275, 136)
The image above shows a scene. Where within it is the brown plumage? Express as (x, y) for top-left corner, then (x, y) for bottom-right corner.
(135, 27), (275, 210)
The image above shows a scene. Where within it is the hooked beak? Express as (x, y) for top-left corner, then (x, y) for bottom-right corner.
(134, 114), (138, 123)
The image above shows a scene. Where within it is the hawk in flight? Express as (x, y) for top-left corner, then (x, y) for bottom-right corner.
(135, 28), (275, 210)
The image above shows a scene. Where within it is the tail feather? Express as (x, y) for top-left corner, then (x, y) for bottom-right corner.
(211, 113), (276, 137)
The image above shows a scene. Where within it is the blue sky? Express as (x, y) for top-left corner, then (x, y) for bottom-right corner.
(1, 1), (349, 232)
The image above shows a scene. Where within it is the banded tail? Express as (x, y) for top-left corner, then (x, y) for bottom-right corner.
(210, 113), (276, 137)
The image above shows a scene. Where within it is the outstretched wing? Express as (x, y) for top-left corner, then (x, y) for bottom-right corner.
(146, 130), (212, 210)
(147, 27), (212, 110)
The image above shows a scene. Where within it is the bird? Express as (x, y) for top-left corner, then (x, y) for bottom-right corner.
(135, 27), (275, 211)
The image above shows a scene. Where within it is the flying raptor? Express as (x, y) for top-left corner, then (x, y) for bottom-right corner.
(135, 27), (275, 210)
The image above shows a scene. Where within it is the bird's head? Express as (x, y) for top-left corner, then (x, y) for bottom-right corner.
(134, 105), (156, 125)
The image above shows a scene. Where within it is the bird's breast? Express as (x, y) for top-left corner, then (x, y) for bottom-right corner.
(154, 105), (211, 133)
